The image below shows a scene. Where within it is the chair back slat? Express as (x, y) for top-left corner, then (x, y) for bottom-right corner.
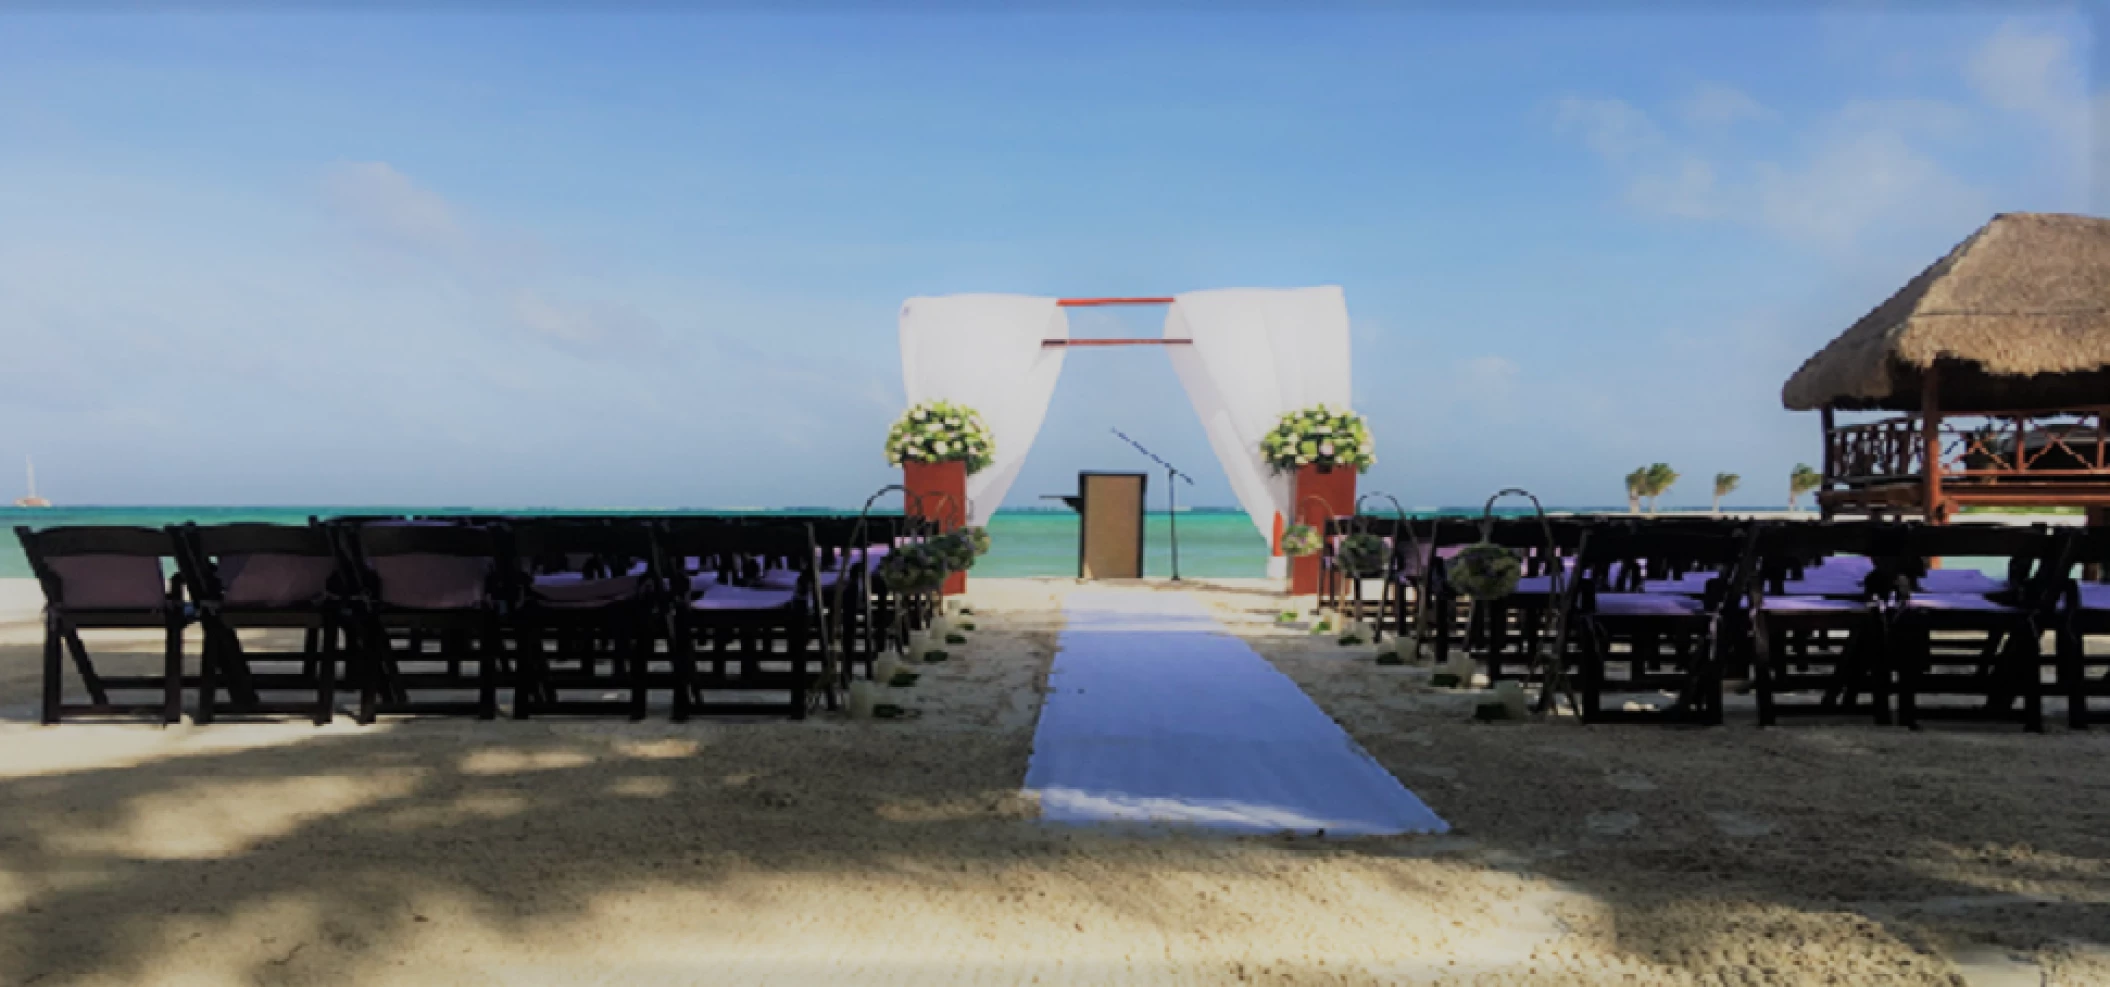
(177, 523), (340, 609)
(341, 522), (503, 611)
(16, 526), (179, 611)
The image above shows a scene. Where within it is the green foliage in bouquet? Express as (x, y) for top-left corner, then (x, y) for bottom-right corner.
(1279, 523), (1322, 558)
(929, 529), (979, 572)
(1336, 532), (1388, 577)
(1446, 541), (1522, 601)
(877, 541), (950, 595)
(1259, 404), (1376, 474)
(886, 400), (996, 474)
(882, 525), (991, 594)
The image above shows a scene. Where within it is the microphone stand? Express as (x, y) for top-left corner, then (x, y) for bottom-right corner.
(1110, 428), (1195, 581)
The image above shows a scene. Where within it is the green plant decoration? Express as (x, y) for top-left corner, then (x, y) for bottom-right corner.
(1336, 532), (1388, 577)
(1447, 542), (1522, 601)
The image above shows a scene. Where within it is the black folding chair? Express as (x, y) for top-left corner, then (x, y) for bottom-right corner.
(16, 526), (193, 724)
(1747, 523), (1892, 726)
(654, 521), (828, 721)
(173, 522), (345, 725)
(1414, 519), (1485, 666)
(1473, 518), (1589, 682)
(2058, 526), (2110, 728)
(1566, 523), (1756, 725)
(337, 521), (508, 723)
(506, 519), (658, 720)
(808, 515), (886, 681)
(1880, 523), (2068, 733)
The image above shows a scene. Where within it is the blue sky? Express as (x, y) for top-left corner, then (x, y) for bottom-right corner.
(0, 7), (2101, 509)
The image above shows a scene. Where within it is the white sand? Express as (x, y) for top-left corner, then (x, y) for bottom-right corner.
(0, 577), (2104, 985)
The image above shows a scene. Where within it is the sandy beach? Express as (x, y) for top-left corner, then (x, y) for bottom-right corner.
(1, 577), (2106, 985)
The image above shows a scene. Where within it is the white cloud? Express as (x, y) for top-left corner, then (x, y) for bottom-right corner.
(1679, 84), (1772, 128)
(1459, 355), (1519, 391)
(1554, 97), (1665, 161)
(1450, 355), (1522, 422)
(1556, 32), (2099, 251)
(1833, 99), (1974, 141)
(1625, 156), (1721, 220)
(1966, 22), (2089, 143)
(320, 161), (659, 357)
(1753, 130), (1985, 248)
(320, 162), (475, 263)
(511, 292), (659, 350)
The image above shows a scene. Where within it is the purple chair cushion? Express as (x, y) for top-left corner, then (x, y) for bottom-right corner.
(1918, 570), (2006, 595)
(220, 554), (335, 607)
(372, 554), (493, 610)
(1594, 593), (1703, 616)
(1779, 574), (1872, 597)
(46, 555), (168, 610)
(530, 572), (642, 608)
(1512, 575), (1556, 596)
(756, 569), (840, 592)
(1810, 556), (1875, 575)
(1643, 574), (1715, 596)
(2079, 584), (2110, 612)
(1902, 592), (2017, 614)
(690, 585), (799, 611)
(1760, 596), (1871, 614)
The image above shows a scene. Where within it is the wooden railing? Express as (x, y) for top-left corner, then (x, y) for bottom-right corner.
(1824, 408), (2110, 487)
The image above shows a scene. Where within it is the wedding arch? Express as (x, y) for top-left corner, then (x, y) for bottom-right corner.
(897, 288), (1353, 578)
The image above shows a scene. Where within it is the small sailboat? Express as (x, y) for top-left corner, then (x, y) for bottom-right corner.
(15, 457), (50, 508)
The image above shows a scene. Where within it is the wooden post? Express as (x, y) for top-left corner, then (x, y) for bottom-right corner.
(903, 460), (969, 595)
(2090, 507), (2108, 583)
(1921, 365), (1945, 525)
(1819, 406), (1836, 520)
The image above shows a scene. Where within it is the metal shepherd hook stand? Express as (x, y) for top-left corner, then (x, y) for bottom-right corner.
(1479, 488), (1583, 719)
(1110, 428), (1194, 581)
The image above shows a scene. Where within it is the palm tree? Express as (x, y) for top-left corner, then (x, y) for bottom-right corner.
(1624, 467), (1648, 514)
(1711, 472), (1740, 513)
(1788, 463), (1822, 511)
(1643, 462), (1679, 513)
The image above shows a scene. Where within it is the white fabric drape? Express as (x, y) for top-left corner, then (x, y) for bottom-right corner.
(899, 294), (1070, 526)
(1162, 287), (1353, 573)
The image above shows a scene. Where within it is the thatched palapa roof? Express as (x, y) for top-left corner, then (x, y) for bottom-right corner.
(1781, 212), (2110, 412)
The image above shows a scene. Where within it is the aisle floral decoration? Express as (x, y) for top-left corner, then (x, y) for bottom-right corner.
(875, 527), (991, 598)
(1260, 404), (1375, 474)
(877, 541), (950, 596)
(1335, 532), (1388, 578)
(1446, 542), (1521, 601)
(1279, 523), (1322, 558)
(886, 400), (995, 473)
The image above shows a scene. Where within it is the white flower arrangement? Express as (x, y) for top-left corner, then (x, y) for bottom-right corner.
(1260, 404), (1375, 474)
(886, 400), (995, 474)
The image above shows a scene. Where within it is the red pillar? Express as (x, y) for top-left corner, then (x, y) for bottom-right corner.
(904, 460), (969, 595)
(1291, 464), (1356, 596)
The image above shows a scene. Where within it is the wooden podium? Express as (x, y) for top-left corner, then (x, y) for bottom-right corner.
(1064, 472), (1148, 580)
